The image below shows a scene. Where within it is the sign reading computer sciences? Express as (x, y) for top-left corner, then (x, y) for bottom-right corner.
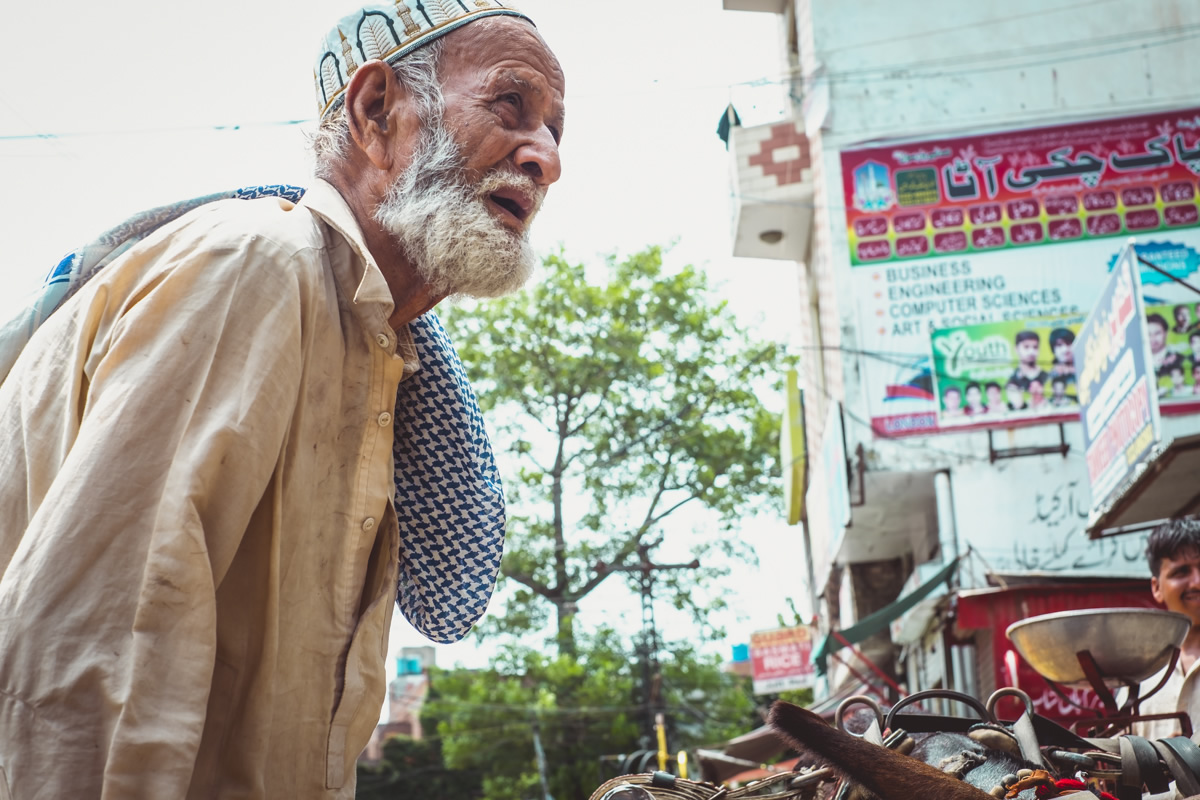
(749, 626), (815, 695)
(841, 107), (1200, 437)
(1074, 244), (1162, 510)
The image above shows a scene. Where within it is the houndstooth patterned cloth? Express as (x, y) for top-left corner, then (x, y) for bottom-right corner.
(0, 184), (504, 644)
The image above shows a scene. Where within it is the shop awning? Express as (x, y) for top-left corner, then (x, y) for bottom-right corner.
(811, 557), (958, 675)
(1088, 432), (1200, 538)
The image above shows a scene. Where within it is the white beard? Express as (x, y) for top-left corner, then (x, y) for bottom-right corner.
(373, 120), (543, 299)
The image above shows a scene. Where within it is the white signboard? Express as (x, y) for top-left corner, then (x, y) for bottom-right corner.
(952, 456), (1148, 578)
(805, 403), (851, 589)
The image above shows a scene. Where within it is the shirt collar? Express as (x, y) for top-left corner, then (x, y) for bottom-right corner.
(299, 179), (420, 376)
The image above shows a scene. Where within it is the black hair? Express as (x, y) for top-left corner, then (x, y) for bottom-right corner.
(1049, 328), (1075, 348)
(1015, 330), (1040, 345)
(965, 381), (981, 393)
(1052, 376), (1066, 388)
(985, 381), (1001, 392)
(1147, 313), (1168, 331)
(943, 386), (961, 397)
(1147, 517), (1200, 577)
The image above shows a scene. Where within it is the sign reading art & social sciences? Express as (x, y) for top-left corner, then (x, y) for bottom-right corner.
(750, 626), (815, 695)
(1074, 244), (1162, 510)
(840, 108), (1200, 437)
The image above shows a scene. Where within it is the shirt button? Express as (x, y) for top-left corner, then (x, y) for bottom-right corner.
(375, 333), (390, 349)
(377, 412), (392, 427)
(362, 517), (376, 531)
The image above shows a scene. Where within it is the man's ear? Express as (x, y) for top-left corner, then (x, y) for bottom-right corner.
(343, 60), (416, 172)
(1152, 576), (1165, 605)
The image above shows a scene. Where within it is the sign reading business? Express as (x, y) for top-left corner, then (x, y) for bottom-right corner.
(840, 108), (1200, 437)
(1074, 244), (1162, 510)
(750, 625), (815, 695)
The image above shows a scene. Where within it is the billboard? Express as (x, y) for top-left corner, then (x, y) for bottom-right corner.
(930, 314), (1085, 428)
(840, 107), (1200, 436)
(749, 625), (815, 695)
(1075, 244), (1163, 510)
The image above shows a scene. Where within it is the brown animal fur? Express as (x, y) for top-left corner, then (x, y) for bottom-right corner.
(768, 701), (996, 800)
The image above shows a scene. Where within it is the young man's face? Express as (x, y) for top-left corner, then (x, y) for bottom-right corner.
(1053, 340), (1073, 365)
(987, 385), (1002, 407)
(1149, 322), (1167, 354)
(1153, 548), (1200, 627)
(1016, 338), (1040, 367)
(944, 390), (961, 411)
(965, 386), (983, 410)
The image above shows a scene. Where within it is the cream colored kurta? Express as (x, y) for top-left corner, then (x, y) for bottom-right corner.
(0, 180), (416, 799)
(1131, 654), (1200, 741)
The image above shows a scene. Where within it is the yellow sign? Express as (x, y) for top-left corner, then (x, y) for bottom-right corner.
(780, 369), (807, 525)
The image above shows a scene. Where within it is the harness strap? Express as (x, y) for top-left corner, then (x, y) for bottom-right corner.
(1158, 737), (1200, 796)
(1125, 735), (1170, 794)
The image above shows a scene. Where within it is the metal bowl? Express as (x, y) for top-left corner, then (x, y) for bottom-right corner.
(1006, 608), (1190, 685)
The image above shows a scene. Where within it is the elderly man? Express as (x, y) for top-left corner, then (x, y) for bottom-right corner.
(0, 2), (563, 797)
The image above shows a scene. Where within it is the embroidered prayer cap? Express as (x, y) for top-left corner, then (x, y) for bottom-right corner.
(314, 0), (533, 119)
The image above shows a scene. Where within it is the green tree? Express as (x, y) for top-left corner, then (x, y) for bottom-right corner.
(442, 247), (781, 657)
(425, 628), (760, 800)
(355, 734), (482, 799)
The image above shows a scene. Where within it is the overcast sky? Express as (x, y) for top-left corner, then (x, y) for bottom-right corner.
(0, 1), (809, 681)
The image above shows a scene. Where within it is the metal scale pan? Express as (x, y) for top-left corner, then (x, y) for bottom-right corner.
(1006, 608), (1192, 736)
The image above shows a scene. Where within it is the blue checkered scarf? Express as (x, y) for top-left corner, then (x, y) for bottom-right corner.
(0, 184), (504, 644)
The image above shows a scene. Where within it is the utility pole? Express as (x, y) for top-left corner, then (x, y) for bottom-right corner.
(598, 541), (699, 760)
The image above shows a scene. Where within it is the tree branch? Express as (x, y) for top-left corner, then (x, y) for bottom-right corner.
(502, 566), (555, 599)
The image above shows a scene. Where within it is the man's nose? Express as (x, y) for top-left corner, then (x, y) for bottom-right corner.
(515, 127), (562, 187)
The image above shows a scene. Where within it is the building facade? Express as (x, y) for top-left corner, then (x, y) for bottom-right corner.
(724, 0), (1200, 717)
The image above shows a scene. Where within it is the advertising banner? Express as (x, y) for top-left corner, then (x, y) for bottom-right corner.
(749, 625), (815, 695)
(781, 369), (807, 526)
(930, 314), (1085, 428)
(840, 108), (1200, 436)
(1074, 245), (1163, 511)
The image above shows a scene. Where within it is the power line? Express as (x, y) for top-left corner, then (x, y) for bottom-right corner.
(2, 25), (1197, 144)
(811, 20), (1200, 81)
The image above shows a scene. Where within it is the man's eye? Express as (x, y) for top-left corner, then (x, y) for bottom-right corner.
(500, 93), (522, 109)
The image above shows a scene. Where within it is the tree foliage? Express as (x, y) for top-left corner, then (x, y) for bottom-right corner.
(355, 734), (481, 799)
(442, 247), (782, 655)
(424, 629), (762, 800)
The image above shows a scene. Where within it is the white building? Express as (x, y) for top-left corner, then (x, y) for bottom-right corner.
(724, 0), (1200, 719)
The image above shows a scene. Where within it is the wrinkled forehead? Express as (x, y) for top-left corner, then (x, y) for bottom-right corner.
(440, 15), (565, 92)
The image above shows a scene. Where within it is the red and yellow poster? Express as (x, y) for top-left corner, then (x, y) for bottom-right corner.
(840, 108), (1200, 437)
(842, 109), (1200, 265)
